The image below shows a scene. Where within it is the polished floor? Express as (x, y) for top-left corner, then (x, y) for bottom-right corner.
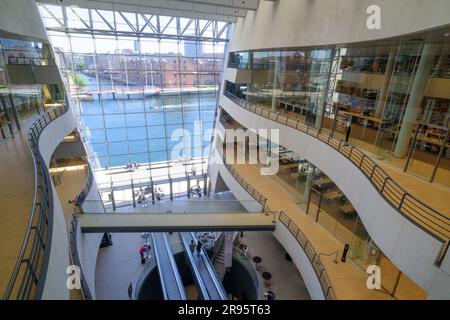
(94, 231), (310, 300)
(247, 101), (450, 216)
(53, 160), (88, 300)
(232, 162), (397, 299)
(237, 231), (310, 300)
(0, 111), (40, 296)
(93, 196), (310, 300)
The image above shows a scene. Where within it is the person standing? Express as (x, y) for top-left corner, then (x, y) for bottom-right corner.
(127, 282), (133, 300)
(189, 240), (195, 252)
(196, 240), (203, 255)
(344, 116), (352, 145)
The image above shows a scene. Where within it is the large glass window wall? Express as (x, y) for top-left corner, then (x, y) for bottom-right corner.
(39, 4), (229, 202)
(226, 28), (450, 188)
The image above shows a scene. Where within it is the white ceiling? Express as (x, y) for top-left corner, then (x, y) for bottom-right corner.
(36, 0), (262, 22)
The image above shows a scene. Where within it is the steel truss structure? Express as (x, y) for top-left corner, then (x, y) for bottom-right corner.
(38, 4), (231, 42)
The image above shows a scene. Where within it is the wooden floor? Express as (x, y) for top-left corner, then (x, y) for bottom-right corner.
(53, 164), (87, 300)
(0, 112), (40, 297)
(232, 163), (400, 299)
(251, 102), (450, 211)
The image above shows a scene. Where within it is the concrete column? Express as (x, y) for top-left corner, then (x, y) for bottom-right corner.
(248, 52), (253, 69)
(394, 43), (440, 158)
(131, 181), (136, 208)
(187, 175), (191, 198)
(111, 190), (116, 211)
(271, 57), (282, 112)
(375, 49), (397, 118)
(169, 178), (173, 201)
(435, 52), (447, 77)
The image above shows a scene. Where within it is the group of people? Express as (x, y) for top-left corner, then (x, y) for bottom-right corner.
(189, 239), (204, 255)
(135, 186), (166, 205)
(137, 193), (146, 205)
(190, 184), (202, 197)
(126, 162), (139, 169)
(139, 244), (151, 264)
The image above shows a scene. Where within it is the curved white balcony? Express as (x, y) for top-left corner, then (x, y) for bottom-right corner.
(220, 93), (450, 299)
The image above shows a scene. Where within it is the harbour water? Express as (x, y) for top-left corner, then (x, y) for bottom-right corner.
(74, 74), (218, 167)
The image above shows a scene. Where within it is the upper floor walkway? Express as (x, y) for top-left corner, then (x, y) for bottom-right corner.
(77, 212), (275, 233)
(0, 111), (40, 296)
(221, 93), (450, 241)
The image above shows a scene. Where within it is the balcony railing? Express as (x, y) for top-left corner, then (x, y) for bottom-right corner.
(278, 211), (336, 300)
(3, 104), (68, 300)
(215, 141), (267, 208)
(68, 215), (92, 300)
(217, 144), (335, 299)
(224, 91), (450, 265)
(2, 49), (56, 66)
(68, 165), (96, 300)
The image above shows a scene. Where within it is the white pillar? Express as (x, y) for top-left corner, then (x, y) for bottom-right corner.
(271, 57), (282, 112)
(375, 49), (397, 118)
(393, 43), (440, 158)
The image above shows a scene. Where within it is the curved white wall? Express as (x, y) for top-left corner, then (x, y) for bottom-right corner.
(77, 181), (104, 300)
(40, 110), (104, 300)
(273, 222), (325, 300)
(230, 0), (450, 52)
(219, 94), (450, 299)
(37, 108), (77, 299)
(210, 147), (263, 213)
(0, 0), (48, 41)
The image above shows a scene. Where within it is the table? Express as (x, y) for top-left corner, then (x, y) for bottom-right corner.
(253, 256), (262, 271)
(339, 203), (355, 215)
(264, 290), (275, 300)
(290, 171), (306, 178)
(313, 177), (332, 187)
(323, 190), (344, 201)
(262, 272), (272, 281)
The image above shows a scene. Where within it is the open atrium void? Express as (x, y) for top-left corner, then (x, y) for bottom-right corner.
(0, 0), (450, 312)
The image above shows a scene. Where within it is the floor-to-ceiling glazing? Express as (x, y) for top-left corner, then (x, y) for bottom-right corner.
(38, 4), (230, 206)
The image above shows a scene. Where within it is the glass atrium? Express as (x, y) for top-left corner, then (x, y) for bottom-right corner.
(38, 4), (230, 206)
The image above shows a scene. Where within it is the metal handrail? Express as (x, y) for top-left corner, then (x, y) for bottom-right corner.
(224, 91), (450, 264)
(3, 104), (69, 300)
(278, 211), (336, 300)
(67, 165), (96, 300)
(216, 142), (267, 208)
(224, 162), (267, 207)
(192, 232), (228, 300)
(68, 215), (92, 300)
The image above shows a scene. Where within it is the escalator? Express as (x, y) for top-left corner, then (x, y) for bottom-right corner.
(180, 232), (228, 300)
(151, 232), (187, 300)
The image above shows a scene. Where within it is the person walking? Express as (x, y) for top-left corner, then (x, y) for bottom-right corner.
(196, 240), (203, 255)
(344, 116), (352, 145)
(189, 240), (195, 252)
(139, 245), (146, 264)
(127, 282), (133, 300)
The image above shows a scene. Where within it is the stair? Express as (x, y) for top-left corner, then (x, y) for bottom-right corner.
(214, 240), (227, 280)
(213, 232), (238, 280)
